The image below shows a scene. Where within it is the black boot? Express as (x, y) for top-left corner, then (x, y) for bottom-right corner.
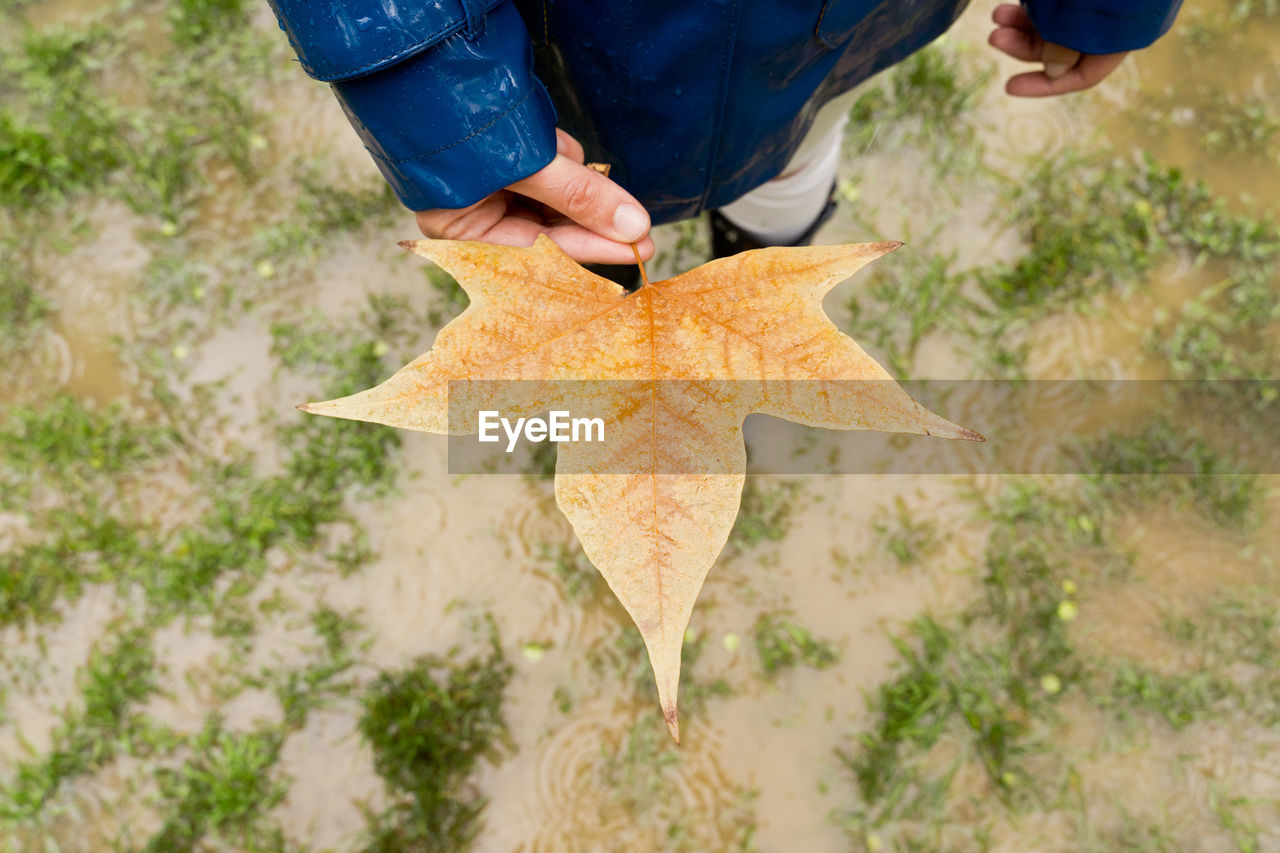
(584, 261), (642, 292)
(708, 181), (839, 259)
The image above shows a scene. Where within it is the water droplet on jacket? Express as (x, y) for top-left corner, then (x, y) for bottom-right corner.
(355, 16), (372, 31)
(674, 85), (683, 96)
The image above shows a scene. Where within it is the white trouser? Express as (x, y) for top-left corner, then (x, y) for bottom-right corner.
(717, 89), (858, 244)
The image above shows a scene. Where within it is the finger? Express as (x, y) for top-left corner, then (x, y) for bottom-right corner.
(1042, 41), (1081, 79)
(1005, 51), (1127, 96)
(555, 128), (585, 164)
(992, 3), (1032, 29)
(988, 25), (1043, 62)
(543, 228), (655, 264)
(512, 154), (651, 243)
(416, 192), (509, 240)
(481, 214), (656, 264)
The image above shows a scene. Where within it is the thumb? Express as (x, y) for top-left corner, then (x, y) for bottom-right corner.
(510, 154), (651, 243)
(1042, 41), (1081, 79)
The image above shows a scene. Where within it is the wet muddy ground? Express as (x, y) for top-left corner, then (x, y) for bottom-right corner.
(2, 0), (1278, 851)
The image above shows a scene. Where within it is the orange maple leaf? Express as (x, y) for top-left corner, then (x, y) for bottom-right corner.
(300, 234), (982, 741)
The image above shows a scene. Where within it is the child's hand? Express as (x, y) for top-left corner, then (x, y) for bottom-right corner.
(988, 3), (1128, 97)
(415, 128), (654, 265)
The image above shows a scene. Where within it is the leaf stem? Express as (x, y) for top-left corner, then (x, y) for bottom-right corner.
(632, 243), (651, 288)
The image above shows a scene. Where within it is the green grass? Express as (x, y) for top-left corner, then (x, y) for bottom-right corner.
(1230, 0), (1280, 18)
(168, 0), (251, 46)
(0, 624), (162, 823)
(727, 477), (805, 551)
(871, 497), (943, 569)
(1162, 588), (1280, 725)
(0, 254), (51, 357)
(541, 541), (603, 600)
(0, 395), (177, 507)
(1095, 664), (1236, 731)
(979, 152), (1173, 314)
(986, 151), (1280, 379)
(0, 0), (271, 218)
(837, 413), (1274, 846)
(848, 147), (1280, 381)
(845, 245), (968, 378)
(753, 610), (840, 674)
(357, 639), (513, 852)
(835, 480), (1117, 843)
(1085, 417), (1263, 530)
(147, 718), (289, 851)
(0, 295), (410, 839)
(845, 41), (991, 171)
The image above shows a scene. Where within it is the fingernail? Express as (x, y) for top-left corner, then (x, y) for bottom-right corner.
(1044, 62), (1070, 79)
(613, 203), (649, 242)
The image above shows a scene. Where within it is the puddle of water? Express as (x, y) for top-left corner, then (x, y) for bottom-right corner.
(0, 585), (125, 761)
(1104, 3), (1280, 210)
(6, 201), (147, 406)
(5, 0), (1280, 850)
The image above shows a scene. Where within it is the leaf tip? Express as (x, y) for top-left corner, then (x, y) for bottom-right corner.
(296, 402), (313, 413)
(397, 240), (417, 252)
(663, 703), (681, 744)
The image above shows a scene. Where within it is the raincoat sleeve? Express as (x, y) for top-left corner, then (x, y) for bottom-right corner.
(264, 0), (558, 211)
(1022, 0), (1184, 55)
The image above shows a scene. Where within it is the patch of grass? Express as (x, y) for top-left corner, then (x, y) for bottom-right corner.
(601, 715), (681, 813)
(168, 0), (250, 47)
(1162, 588), (1280, 724)
(0, 1), (272, 219)
(0, 395), (177, 506)
(1085, 417), (1263, 530)
(272, 294), (412, 498)
(835, 480), (1114, 842)
(1095, 664), (1236, 731)
(357, 639), (513, 852)
(979, 152), (1170, 314)
(147, 717), (288, 851)
(0, 23), (124, 208)
(845, 244), (969, 378)
(835, 434), (1277, 847)
(651, 216), (710, 278)
(541, 541), (602, 600)
(727, 477), (804, 551)
(970, 150), (1280, 386)
(0, 254), (51, 352)
(1208, 782), (1266, 853)
(845, 41), (991, 170)
(272, 605), (369, 728)
(1197, 95), (1280, 157)
(0, 504), (150, 628)
(423, 265), (469, 329)
(0, 624), (161, 822)
(0, 299), (408, 832)
(871, 497), (943, 569)
(753, 610), (840, 674)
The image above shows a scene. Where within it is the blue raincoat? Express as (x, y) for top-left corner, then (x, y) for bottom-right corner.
(265, 0), (1181, 223)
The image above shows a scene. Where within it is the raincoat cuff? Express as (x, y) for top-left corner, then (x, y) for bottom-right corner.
(329, 2), (558, 211)
(1022, 0), (1183, 54)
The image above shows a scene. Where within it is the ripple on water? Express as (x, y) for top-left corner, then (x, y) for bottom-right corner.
(489, 484), (614, 649)
(993, 97), (1080, 160)
(519, 705), (745, 852)
(498, 484), (575, 561)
